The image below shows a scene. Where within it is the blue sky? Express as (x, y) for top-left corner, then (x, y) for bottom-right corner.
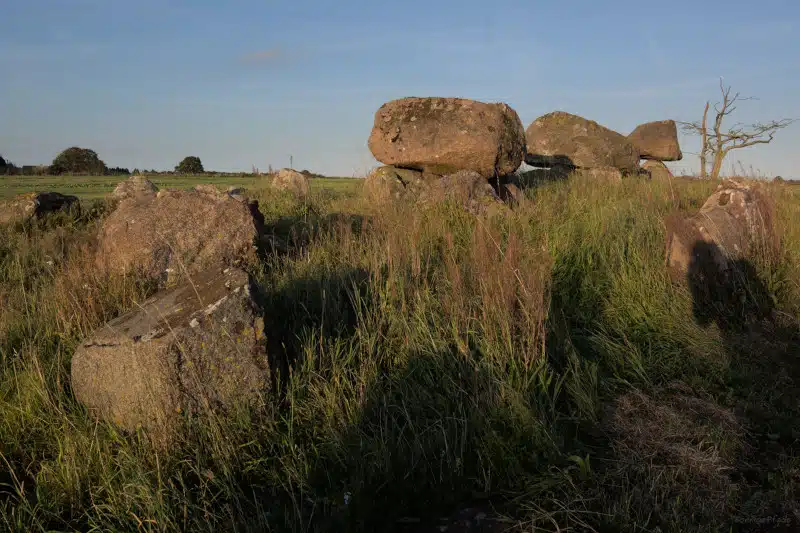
(2, 0), (798, 177)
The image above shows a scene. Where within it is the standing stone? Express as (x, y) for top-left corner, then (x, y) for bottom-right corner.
(525, 111), (640, 172)
(71, 267), (270, 443)
(368, 97), (526, 178)
(419, 170), (502, 215)
(628, 120), (682, 161)
(642, 160), (673, 180)
(271, 168), (310, 197)
(665, 179), (776, 278)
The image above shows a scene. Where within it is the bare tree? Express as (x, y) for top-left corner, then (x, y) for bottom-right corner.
(680, 80), (794, 179)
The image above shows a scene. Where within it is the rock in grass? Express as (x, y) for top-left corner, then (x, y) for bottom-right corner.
(271, 168), (310, 197)
(112, 176), (158, 200)
(368, 97), (526, 178)
(97, 186), (265, 285)
(642, 160), (673, 180)
(665, 179), (777, 278)
(363, 165), (436, 202)
(525, 111), (639, 172)
(0, 192), (80, 225)
(70, 267), (270, 442)
(628, 120), (682, 161)
(419, 170), (502, 215)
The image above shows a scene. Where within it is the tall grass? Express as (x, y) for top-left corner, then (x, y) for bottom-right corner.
(1, 176), (798, 531)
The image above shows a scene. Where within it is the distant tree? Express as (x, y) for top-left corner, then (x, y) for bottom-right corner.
(0, 154), (7, 175)
(680, 80), (795, 179)
(132, 168), (140, 175)
(106, 166), (131, 176)
(50, 147), (107, 175)
(175, 156), (204, 174)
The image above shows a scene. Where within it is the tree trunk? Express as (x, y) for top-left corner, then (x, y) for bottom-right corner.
(700, 102), (710, 178)
(710, 149), (726, 179)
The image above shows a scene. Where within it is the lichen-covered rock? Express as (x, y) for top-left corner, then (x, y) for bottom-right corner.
(642, 160), (673, 180)
(525, 111), (639, 172)
(665, 179), (776, 278)
(368, 97), (526, 178)
(271, 168), (310, 197)
(363, 165), (439, 202)
(70, 267), (270, 442)
(419, 170), (502, 215)
(112, 176), (158, 200)
(0, 192), (79, 225)
(628, 120), (682, 161)
(97, 186), (265, 285)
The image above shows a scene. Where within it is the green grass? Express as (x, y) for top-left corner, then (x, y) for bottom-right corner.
(1, 175), (799, 532)
(0, 175), (360, 199)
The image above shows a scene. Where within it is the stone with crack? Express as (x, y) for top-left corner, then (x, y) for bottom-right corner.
(70, 267), (270, 444)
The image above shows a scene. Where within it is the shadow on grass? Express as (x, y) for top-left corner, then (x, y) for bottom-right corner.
(686, 241), (800, 532)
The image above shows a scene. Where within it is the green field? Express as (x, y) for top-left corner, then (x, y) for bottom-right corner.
(1, 175), (799, 532)
(0, 175), (361, 199)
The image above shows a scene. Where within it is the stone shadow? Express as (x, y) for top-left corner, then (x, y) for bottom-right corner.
(685, 240), (800, 532)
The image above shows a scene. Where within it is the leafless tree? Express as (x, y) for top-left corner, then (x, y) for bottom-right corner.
(680, 80), (794, 179)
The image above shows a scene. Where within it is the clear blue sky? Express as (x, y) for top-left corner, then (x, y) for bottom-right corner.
(2, 0), (798, 177)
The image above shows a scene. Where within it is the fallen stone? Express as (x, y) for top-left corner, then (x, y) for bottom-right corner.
(628, 120), (682, 161)
(97, 186), (265, 285)
(368, 97), (526, 178)
(70, 267), (270, 442)
(525, 111), (639, 172)
(0, 192), (80, 225)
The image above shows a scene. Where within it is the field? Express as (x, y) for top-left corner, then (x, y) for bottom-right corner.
(1, 174), (800, 532)
(0, 175), (360, 199)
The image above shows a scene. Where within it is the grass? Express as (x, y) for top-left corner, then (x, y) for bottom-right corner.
(0, 175), (360, 199)
(1, 174), (799, 531)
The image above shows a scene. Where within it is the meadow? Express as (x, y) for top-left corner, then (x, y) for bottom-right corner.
(0, 175), (359, 200)
(1, 173), (799, 532)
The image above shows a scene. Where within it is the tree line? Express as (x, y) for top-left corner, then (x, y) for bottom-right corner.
(1, 149), (234, 177)
(0, 149), (330, 179)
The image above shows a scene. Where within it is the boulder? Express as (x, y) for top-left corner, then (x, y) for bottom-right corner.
(71, 267), (270, 442)
(0, 192), (79, 225)
(272, 168), (310, 197)
(628, 120), (682, 161)
(419, 170), (502, 215)
(642, 160), (673, 180)
(363, 165), (438, 202)
(665, 179), (776, 278)
(368, 97), (526, 178)
(97, 186), (265, 285)
(112, 176), (158, 200)
(525, 111), (639, 172)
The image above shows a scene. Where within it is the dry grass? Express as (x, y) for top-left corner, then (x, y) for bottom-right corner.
(0, 175), (798, 531)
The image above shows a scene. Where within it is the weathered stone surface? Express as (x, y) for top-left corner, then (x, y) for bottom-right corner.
(112, 176), (158, 200)
(368, 97), (526, 178)
(271, 168), (310, 197)
(665, 179), (776, 278)
(628, 120), (682, 161)
(0, 192), (79, 225)
(71, 267), (270, 441)
(97, 187), (265, 285)
(363, 165), (440, 202)
(642, 160), (673, 180)
(525, 111), (639, 171)
(419, 170), (502, 215)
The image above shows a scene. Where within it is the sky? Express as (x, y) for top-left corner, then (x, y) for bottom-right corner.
(2, 0), (799, 177)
